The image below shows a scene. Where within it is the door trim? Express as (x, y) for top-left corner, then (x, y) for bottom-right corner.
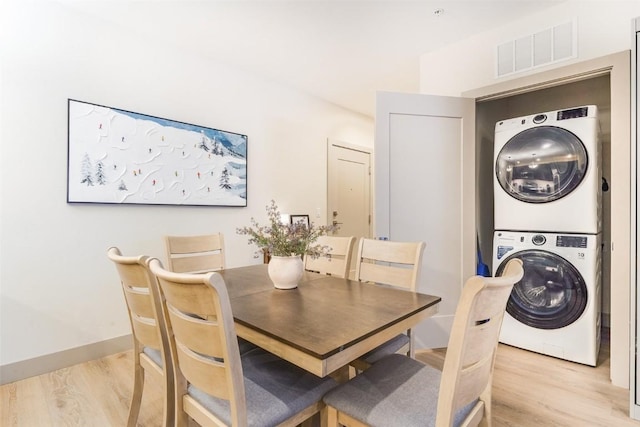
(464, 50), (631, 388)
(326, 138), (373, 237)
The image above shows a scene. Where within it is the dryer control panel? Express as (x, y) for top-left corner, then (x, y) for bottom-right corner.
(556, 235), (588, 248)
(557, 106), (589, 120)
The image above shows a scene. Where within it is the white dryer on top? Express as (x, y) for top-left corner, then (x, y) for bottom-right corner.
(494, 105), (601, 234)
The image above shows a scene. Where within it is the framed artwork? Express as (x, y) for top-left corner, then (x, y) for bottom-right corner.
(67, 99), (247, 206)
(290, 214), (310, 229)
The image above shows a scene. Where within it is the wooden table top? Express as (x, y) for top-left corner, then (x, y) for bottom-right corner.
(218, 264), (441, 374)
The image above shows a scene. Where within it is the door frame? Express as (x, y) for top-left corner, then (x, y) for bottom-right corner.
(632, 17), (639, 418)
(463, 50), (631, 388)
(326, 139), (373, 238)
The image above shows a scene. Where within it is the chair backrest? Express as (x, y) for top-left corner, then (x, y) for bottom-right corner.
(107, 247), (174, 426)
(164, 233), (225, 273)
(107, 247), (170, 362)
(436, 258), (524, 426)
(354, 238), (426, 291)
(148, 258), (247, 426)
(304, 235), (356, 278)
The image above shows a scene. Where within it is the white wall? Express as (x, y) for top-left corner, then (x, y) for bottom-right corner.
(0, 1), (373, 374)
(420, 0), (640, 96)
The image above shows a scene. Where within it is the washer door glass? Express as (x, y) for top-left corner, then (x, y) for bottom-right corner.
(495, 126), (588, 203)
(495, 250), (587, 329)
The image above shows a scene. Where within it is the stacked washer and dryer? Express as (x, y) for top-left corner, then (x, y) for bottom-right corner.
(492, 105), (602, 366)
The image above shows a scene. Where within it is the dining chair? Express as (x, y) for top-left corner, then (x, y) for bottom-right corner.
(106, 247), (174, 427)
(164, 232), (226, 274)
(164, 232), (256, 355)
(350, 238), (426, 371)
(323, 258), (524, 427)
(148, 258), (338, 427)
(304, 235), (357, 278)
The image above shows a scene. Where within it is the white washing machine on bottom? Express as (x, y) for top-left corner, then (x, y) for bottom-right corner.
(493, 230), (601, 366)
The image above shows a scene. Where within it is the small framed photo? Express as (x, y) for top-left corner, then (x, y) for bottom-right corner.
(290, 214), (310, 229)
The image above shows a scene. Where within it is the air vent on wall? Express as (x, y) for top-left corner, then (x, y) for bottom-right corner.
(496, 19), (577, 78)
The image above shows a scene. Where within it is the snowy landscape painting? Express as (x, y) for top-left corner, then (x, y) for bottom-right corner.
(67, 99), (247, 206)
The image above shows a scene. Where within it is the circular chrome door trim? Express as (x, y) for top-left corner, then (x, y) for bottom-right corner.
(495, 249), (588, 330)
(495, 126), (588, 204)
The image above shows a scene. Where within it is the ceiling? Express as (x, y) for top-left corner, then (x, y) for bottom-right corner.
(60, 0), (566, 117)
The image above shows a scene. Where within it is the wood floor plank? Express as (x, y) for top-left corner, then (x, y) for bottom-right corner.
(39, 363), (111, 426)
(1, 375), (53, 426)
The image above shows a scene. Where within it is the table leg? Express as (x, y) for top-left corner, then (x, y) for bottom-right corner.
(329, 365), (350, 383)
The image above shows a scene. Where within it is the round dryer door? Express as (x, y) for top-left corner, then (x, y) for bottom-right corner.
(495, 250), (588, 330)
(495, 126), (588, 203)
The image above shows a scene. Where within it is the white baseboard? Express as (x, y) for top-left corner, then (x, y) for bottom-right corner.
(0, 334), (133, 385)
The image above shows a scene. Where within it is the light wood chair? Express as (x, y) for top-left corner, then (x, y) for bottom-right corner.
(323, 258), (524, 427)
(148, 258), (338, 427)
(164, 232), (256, 355)
(304, 235), (357, 278)
(350, 238), (426, 371)
(107, 247), (174, 427)
(164, 233), (225, 274)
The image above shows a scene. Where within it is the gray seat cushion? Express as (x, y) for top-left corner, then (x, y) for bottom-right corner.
(324, 353), (477, 427)
(358, 333), (410, 364)
(188, 348), (338, 426)
(238, 337), (259, 355)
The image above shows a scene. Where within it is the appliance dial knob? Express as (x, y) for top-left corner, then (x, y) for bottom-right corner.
(533, 114), (547, 124)
(532, 234), (546, 246)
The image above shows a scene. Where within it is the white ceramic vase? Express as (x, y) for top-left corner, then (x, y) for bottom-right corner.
(268, 255), (303, 289)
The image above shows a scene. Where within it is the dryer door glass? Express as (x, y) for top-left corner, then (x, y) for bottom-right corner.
(495, 126), (588, 203)
(496, 250), (587, 329)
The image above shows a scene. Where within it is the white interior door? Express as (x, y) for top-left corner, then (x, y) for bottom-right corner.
(376, 91), (475, 348)
(327, 140), (372, 276)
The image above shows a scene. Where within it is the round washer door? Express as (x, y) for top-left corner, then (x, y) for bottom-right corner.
(495, 126), (588, 203)
(495, 250), (587, 329)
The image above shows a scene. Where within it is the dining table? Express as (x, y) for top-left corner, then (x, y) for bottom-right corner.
(217, 264), (441, 379)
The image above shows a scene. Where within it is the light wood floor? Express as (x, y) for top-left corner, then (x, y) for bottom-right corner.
(2, 333), (639, 426)
(418, 333), (638, 427)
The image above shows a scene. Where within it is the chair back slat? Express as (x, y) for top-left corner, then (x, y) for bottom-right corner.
(123, 287), (157, 322)
(304, 235), (356, 278)
(454, 351), (494, 409)
(174, 333), (231, 399)
(168, 307), (231, 400)
(437, 258), (524, 426)
(131, 313), (162, 349)
(359, 239), (422, 264)
(149, 259), (247, 425)
(170, 253), (224, 274)
(357, 262), (415, 290)
(354, 238), (425, 290)
(167, 305), (225, 358)
(165, 233), (225, 273)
